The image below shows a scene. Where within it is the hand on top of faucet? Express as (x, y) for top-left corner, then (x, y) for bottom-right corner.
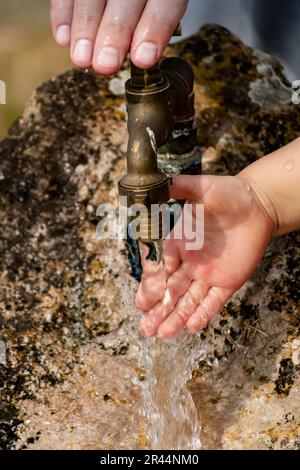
(50, 0), (188, 74)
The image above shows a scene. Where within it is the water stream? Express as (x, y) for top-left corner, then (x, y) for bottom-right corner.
(138, 333), (202, 450)
(100, 251), (219, 449)
(100, 238), (211, 449)
(125, 249), (203, 450)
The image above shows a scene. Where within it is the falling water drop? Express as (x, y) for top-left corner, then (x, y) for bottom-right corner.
(285, 160), (294, 171)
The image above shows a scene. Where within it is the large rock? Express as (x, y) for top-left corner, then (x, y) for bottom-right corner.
(0, 24), (299, 450)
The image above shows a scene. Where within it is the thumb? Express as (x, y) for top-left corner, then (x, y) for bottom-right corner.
(169, 175), (213, 201)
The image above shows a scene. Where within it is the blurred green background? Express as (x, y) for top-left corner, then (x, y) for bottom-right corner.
(0, 0), (71, 138)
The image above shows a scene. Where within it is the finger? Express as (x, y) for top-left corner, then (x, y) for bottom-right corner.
(186, 286), (233, 333)
(169, 175), (213, 202)
(135, 262), (167, 311)
(131, 0), (188, 68)
(139, 263), (192, 337)
(92, 0), (147, 75)
(71, 0), (106, 68)
(135, 239), (180, 311)
(157, 280), (209, 339)
(51, 0), (74, 47)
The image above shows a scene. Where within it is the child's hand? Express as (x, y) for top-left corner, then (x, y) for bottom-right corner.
(51, 0), (188, 74)
(135, 174), (274, 338)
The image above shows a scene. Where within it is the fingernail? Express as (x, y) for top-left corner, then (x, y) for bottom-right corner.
(135, 42), (158, 66)
(56, 25), (70, 45)
(73, 39), (93, 64)
(96, 46), (120, 69)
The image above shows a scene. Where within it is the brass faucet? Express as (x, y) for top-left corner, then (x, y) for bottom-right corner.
(118, 43), (197, 245)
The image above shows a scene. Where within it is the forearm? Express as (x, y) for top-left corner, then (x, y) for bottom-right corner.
(238, 138), (300, 236)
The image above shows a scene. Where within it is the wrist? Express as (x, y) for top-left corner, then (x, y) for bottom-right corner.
(236, 172), (280, 237)
(237, 138), (300, 236)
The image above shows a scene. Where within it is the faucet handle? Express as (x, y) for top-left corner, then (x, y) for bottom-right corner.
(128, 22), (181, 89)
(129, 61), (164, 88)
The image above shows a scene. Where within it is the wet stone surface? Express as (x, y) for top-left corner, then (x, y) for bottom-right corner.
(0, 24), (299, 449)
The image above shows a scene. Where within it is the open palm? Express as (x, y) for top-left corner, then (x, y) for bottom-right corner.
(135, 174), (274, 338)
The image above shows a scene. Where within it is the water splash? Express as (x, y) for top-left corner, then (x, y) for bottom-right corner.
(120, 305), (203, 450)
(100, 287), (216, 450)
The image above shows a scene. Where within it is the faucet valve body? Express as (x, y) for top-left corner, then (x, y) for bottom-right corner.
(119, 58), (197, 244)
